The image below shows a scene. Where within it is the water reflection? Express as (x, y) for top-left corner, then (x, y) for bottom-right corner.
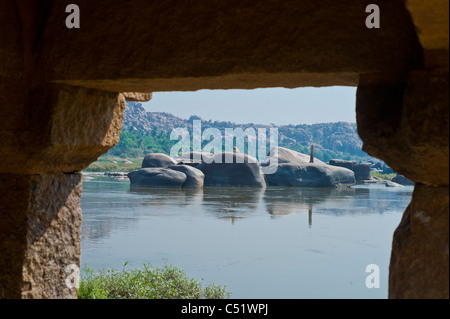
(81, 177), (414, 240)
(80, 177), (414, 298)
(262, 186), (414, 226)
(263, 187), (355, 215)
(263, 187), (358, 227)
(130, 187), (204, 207)
(201, 187), (264, 225)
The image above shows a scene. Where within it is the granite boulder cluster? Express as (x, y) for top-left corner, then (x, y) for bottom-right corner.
(127, 147), (367, 189)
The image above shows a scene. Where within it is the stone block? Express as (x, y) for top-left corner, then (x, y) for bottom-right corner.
(0, 173), (82, 299)
(0, 84), (125, 174)
(389, 184), (449, 298)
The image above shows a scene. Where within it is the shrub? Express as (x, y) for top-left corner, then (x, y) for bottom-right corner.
(83, 162), (141, 173)
(78, 263), (231, 299)
(370, 171), (396, 180)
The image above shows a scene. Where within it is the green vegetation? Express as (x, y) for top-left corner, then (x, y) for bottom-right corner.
(84, 160), (141, 172)
(78, 263), (231, 299)
(107, 128), (176, 159)
(85, 128), (372, 172)
(370, 171), (396, 180)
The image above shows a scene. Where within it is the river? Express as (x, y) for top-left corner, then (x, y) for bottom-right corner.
(80, 175), (413, 299)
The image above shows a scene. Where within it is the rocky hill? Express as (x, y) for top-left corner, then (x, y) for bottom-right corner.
(123, 102), (369, 160)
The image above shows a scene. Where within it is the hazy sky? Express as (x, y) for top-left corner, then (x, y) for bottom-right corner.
(141, 86), (357, 125)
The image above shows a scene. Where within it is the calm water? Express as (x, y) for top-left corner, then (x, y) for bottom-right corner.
(80, 175), (413, 299)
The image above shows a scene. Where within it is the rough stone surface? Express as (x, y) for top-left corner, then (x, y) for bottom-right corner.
(352, 163), (371, 182)
(265, 163), (356, 188)
(122, 92), (153, 102)
(196, 153), (266, 188)
(328, 159), (355, 171)
(128, 168), (187, 188)
(406, 0), (449, 51)
(0, 84), (125, 175)
(168, 165), (204, 188)
(175, 152), (215, 167)
(263, 147), (356, 187)
(37, 1), (422, 92)
(392, 174), (414, 186)
(356, 69), (449, 186)
(263, 146), (324, 165)
(328, 159), (371, 182)
(0, 173), (82, 299)
(123, 102), (155, 131)
(389, 184), (449, 298)
(0, 0), (23, 77)
(141, 153), (178, 168)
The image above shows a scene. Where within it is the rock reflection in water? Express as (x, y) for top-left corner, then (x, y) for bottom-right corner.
(201, 187), (264, 224)
(130, 187), (203, 208)
(262, 185), (414, 227)
(263, 187), (358, 226)
(81, 177), (413, 240)
(80, 177), (413, 298)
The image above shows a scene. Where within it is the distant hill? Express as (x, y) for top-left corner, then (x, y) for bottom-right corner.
(119, 102), (372, 163)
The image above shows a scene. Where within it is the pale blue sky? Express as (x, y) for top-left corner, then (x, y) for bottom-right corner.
(141, 86), (357, 125)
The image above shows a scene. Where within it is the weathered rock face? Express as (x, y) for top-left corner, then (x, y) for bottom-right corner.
(141, 153), (178, 168)
(167, 165), (204, 188)
(264, 146), (319, 165)
(0, 173), (82, 299)
(263, 147), (355, 187)
(389, 184), (449, 298)
(392, 174), (414, 186)
(196, 153), (266, 188)
(328, 159), (355, 170)
(356, 70), (449, 187)
(352, 162), (371, 182)
(37, 0), (423, 92)
(265, 163), (356, 187)
(175, 152), (214, 167)
(0, 85), (125, 175)
(123, 102), (154, 131)
(122, 92), (153, 102)
(128, 168), (187, 188)
(357, 70), (449, 298)
(329, 159), (372, 183)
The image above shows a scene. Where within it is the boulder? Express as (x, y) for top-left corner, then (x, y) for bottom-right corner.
(196, 152), (266, 187)
(128, 168), (186, 188)
(175, 151), (214, 167)
(262, 146), (325, 166)
(392, 174), (414, 186)
(328, 159), (356, 170)
(263, 147), (356, 187)
(361, 176), (403, 187)
(264, 162), (356, 187)
(141, 153), (177, 168)
(352, 163), (372, 182)
(168, 165), (204, 188)
(328, 159), (371, 182)
(384, 180), (403, 187)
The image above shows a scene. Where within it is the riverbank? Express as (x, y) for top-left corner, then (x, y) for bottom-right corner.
(83, 157), (142, 173)
(78, 262), (230, 299)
